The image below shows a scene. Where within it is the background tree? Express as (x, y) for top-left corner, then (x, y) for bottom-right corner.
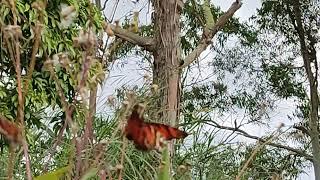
(247, 0), (319, 178)
(197, 0), (319, 178)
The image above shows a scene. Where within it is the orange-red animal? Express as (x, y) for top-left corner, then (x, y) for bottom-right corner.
(0, 115), (22, 144)
(124, 105), (188, 151)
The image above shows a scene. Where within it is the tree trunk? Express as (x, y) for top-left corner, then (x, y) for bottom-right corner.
(292, 1), (320, 179)
(152, 0), (182, 127)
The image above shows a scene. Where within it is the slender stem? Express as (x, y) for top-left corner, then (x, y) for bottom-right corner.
(236, 135), (275, 180)
(7, 144), (15, 180)
(8, 0), (33, 178)
(118, 136), (127, 180)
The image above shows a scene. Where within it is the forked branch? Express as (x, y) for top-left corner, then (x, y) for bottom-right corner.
(181, 0), (242, 69)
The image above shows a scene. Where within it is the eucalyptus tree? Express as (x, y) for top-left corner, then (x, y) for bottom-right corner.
(253, 0), (320, 178)
(203, 0), (320, 178)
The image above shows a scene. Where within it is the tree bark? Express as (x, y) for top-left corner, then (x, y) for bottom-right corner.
(292, 1), (320, 179)
(152, 0), (183, 126)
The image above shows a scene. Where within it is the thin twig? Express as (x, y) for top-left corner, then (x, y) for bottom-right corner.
(23, 22), (42, 97)
(235, 133), (277, 180)
(8, 0), (33, 177)
(118, 136), (127, 180)
(184, 120), (313, 161)
(42, 61), (75, 170)
(83, 86), (97, 144)
(7, 144), (15, 180)
(43, 119), (68, 172)
(75, 137), (83, 179)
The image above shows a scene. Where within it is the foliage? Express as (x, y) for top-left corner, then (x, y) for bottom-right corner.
(179, 85), (306, 179)
(0, 0), (105, 178)
(0, 0), (104, 127)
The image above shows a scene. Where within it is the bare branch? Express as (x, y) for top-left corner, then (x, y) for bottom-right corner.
(181, 0), (242, 69)
(24, 23), (42, 92)
(7, 1), (33, 178)
(210, 122), (314, 161)
(236, 133), (277, 180)
(103, 22), (155, 51)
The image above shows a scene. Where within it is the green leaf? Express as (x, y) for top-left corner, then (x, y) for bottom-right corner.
(24, 3), (30, 12)
(34, 166), (70, 180)
(0, 90), (6, 99)
(203, 0), (214, 27)
(80, 168), (98, 180)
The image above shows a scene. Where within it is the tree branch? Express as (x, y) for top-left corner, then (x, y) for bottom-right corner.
(181, 0), (242, 69)
(103, 22), (155, 51)
(210, 122), (314, 161)
(236, 133), (276, 180)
